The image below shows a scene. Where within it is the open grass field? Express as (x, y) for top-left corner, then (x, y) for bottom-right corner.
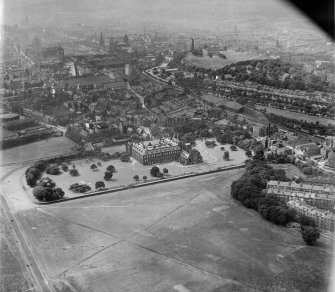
(41, 139), (247, 198)
(16, 170), (333, 292)
(0, 137), (77, 165)
(184, 50), (264, 70)
(255, 105), (335, 127)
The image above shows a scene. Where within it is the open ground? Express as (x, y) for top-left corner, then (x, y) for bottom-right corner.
(10, 169), (333, 292)
(1, 137), (333, 292)
(270, 163), (307, 180)
(0, 137), (77, 165)
(184, 50), (265, 69)
(255, 105), (335, 127)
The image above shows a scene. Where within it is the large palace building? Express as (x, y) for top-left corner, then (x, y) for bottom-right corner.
(127, 138), (181, 165)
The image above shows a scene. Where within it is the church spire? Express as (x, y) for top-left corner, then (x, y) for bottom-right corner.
(99, 31), (105, 48)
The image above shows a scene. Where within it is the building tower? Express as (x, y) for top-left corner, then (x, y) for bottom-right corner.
(124, 34), (129, 45)
(109, 37), (116, 55)
(99, 31), (105, 49)
(190, 37), (195, 52)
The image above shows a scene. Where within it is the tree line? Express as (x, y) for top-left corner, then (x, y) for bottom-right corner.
(230, 158), (320, 245)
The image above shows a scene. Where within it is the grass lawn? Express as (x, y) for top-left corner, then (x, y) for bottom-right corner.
(42, 139), (247, 198)
(17, 170), (333, 292)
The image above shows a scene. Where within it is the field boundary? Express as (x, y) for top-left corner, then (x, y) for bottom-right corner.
(30, 163), (246, 205)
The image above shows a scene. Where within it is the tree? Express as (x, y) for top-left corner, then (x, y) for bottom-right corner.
(107, 165), (116, 173)
(46, 165), (61, 175)
(69, 183), (91, 193)
(52, 188), (65, 200)
(120, 153), (130, 162)
(97, 162), (102, 167)
(69, 169), (79, 176)
(180, 133), (197, 145)
(95, 181), (105, 189)
(223, 151), (230, 160)
(299, 215), (316, 227)
(133, 175), (139, 181)
(230, 145), (237, 151)
(61, 164), (69, 172)
(104, 171), (113, 181)
(163, 168), (168, 174)
(157, 172), (164, 178)
(38, 177), (56, 188)
(26, 172), (38, 187)
(33, 186), (65, 201)
(26, 167), (42, 187)
(143, 175), (147, 181)
(245, 150), (252, 157)
(150, 166), (160, 177)
(301, 226), (320, 245)
(33, 161), (47, 172)
(90, 164), (97, 171)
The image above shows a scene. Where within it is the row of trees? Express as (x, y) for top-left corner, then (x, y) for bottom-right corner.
(26, 160), (48, 187)
(1, 131), (53, 149)
(26, 161), (66, 202)
(231, 159), (320, 245)
(266, 113), (335, 136)
(213, 59), (333, 92)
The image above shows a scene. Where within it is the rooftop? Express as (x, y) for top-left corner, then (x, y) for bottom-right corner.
(288, 200), (335, 219)
(132, 138), (180, 155)
(267, 180), (335, 193)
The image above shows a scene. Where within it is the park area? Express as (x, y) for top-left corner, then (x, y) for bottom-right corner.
(184, 50), (264, 69)
(16, 170), (333, 292)
(36, 139), (247, 199)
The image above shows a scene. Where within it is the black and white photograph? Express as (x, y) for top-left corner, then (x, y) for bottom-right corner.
(0, 0), (334, 291)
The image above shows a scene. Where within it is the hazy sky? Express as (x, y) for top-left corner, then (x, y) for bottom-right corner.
(2, 0), (323, 36)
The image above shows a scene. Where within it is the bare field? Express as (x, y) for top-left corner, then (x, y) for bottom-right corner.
(255, 105), (335, 127)
(0, 137), (77, 165)
(185, 50), (263, 69)
(17, 170), (333, 292)
(0, 205), (33, 292)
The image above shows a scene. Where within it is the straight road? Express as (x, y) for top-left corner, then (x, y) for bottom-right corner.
(0, 194), (53, 292)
